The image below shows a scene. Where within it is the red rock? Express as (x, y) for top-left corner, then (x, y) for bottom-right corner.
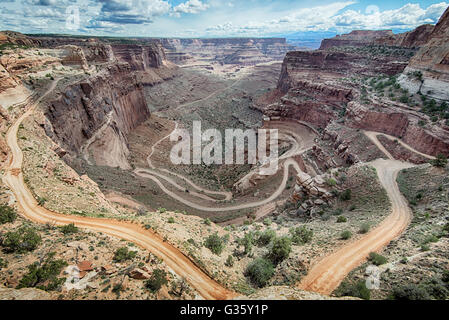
(77, 261), (93, 272)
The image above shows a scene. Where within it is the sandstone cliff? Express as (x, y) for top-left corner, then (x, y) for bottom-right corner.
(45, 63), (149, 170)
(160, 38), (296, 65)
(320, 27), (434, 50)
(399, 6), (449, 100)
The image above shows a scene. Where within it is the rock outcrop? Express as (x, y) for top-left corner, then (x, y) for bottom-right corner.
(45, 63), (150, 170)
(399, 6), (449, 100)
(160, 38), (297, 65)
(319, 30), (395, 50)
(256, 15), (449, 158)
(374, 24), (435, 48)
(320, 27), (434, 50)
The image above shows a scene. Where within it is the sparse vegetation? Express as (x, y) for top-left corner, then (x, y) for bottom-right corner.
(334, 280), (371, 300)
(145, 269), (168, 293)
(245, 258), (275, 288)
(59, 223), (78, 235)
(17, 253), (67, 291)
(431, 154), (448, 168)
(268, 237), (291, 264)
(289, 226), (313, 245)
(368, 252), (388, 266)
(204, 233), (225, 255)
(0, 205), (17, 225)
(113, 247), (137, 262)
(340, 230), (352, 240)
(1, 226), (41, 253)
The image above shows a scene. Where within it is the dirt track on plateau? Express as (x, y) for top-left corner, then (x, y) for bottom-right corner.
(298, 131), (430, 295)
(299, 158), (414, 294)
(2, 81), (235, 301)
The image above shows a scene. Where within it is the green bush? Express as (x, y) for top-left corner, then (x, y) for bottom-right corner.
(203, 218), (212, 226)
(59, 223), (78, 235)
(339, 189), (352, 201)
(0, 257), (8, 269)
(340, 230), (352, 240)
(145, 269), (168, 293)
(225, 255), (234, 267)
(431, 154), (448, 168)
(245, 258), (274, 288)
(263, 218), (272, 226)
(269, 237), (292, 264)
(113, 247), (137, 262)
(335, 280), (371, 300)
(359, 223), (371, 234)
(389, 283), (431, 300)
(17, 253), (67, 291)
(257, 229), (276, 246)
(0, 205), (17, 225)
(1, 226), (41, 253)
(290, 226), (313, 245)
(238, 232), (255, 255)
(204, 233), (225, 255)
(337, 216), (347, 223)
(167, 217), (175, 224)
(368, 252), (388, 266)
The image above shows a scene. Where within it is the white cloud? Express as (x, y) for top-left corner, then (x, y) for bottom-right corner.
(174, 0), (209, 14)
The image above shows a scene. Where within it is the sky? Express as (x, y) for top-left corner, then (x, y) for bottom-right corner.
(0, 0), (447, 38)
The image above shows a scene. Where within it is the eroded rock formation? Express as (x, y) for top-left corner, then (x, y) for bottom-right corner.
(399, 7), (449, 100)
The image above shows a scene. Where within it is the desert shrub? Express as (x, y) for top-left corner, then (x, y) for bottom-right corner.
(289, 226), (313, 245)
(421, 277), (449, 300)
(238, 232), (255, 255)
(431, 154), (448, 168)
(0, 205), (17, 224)
(225, 255), (234, 267)
(137, 207), (147, 216)
(113, 247), (136, 262)
(368, 252), (388, 266)
(59, 223), (78, 235)
(340, 189), (352, 201)
(1, 226), (41, 253)
(443, 223), (449, 234)
(359, 223), (371, 234)
(17, 253), (67, 291)
(340, 230), (352, 240)
(389, 283), (431, 300)
(263, 218), (272, 226)
(0, 257), (8, 269)
(167, 217), (175, 224)
(257, 229), (276, 246)
(334, 280), (371, 300)
(245, 258), (274, 288)
(268, 237), (291, 264)
(204, 233), (225, 255)
(327, 178), (337, 187)
(145, 269), (168, 293)
(203, 218), (212, 226)
(158, 208), (167, 213)
(337, 216), (347, 223)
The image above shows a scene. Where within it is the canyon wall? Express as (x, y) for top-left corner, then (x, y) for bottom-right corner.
(399, 7), (449, 100)
(160, 38), (297, 65)
(45, 63), (149, 169)
(319, 30), (394, 50)
(320, 26), (434, 50)
(277, 50), (407, 93)
(257, 17), (449, 157)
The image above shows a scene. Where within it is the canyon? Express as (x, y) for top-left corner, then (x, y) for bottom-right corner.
(0, 5), (448, 302)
